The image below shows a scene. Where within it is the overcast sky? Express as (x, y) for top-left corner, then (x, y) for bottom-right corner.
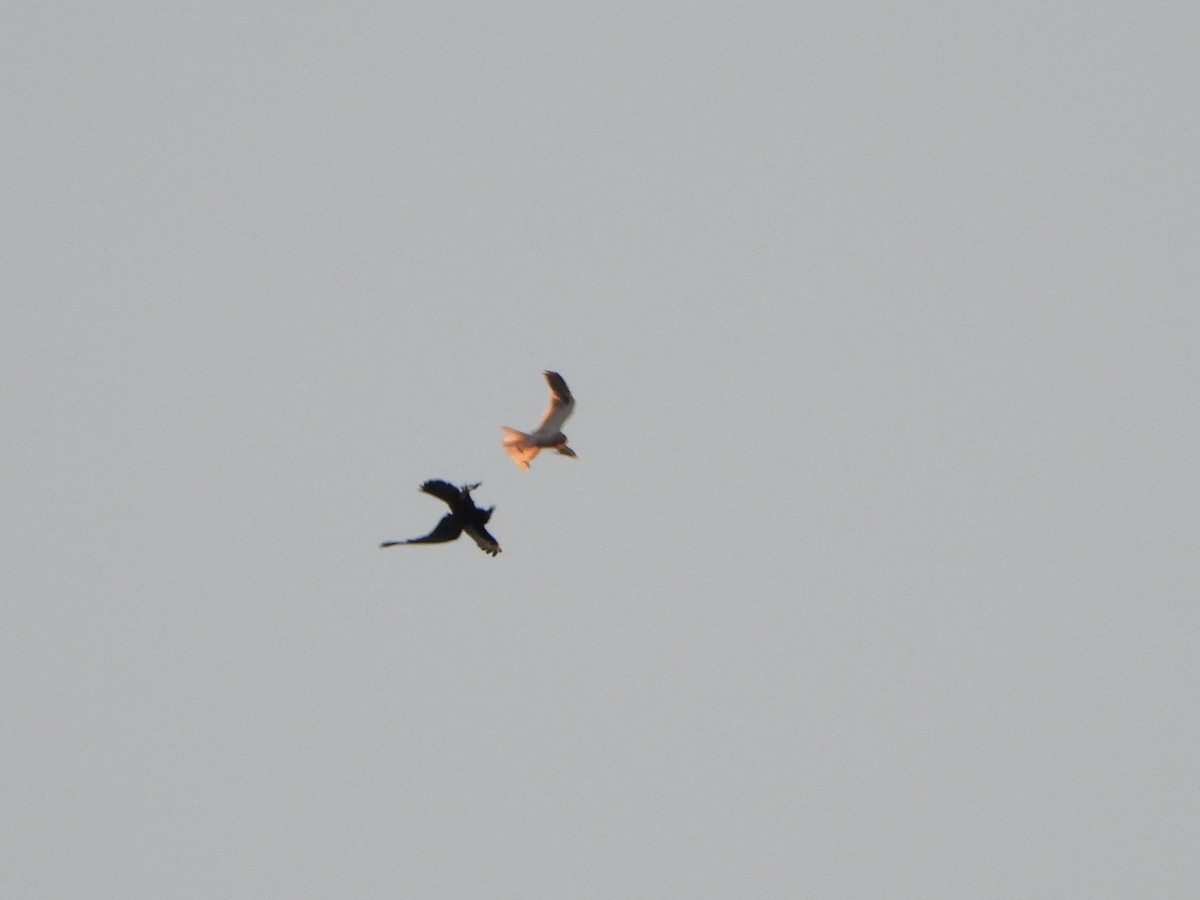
(5, 4), (1198, 897)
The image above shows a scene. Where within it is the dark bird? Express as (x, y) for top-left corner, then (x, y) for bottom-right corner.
(380, 480), (501, 556)
(501, 370), (578, 468)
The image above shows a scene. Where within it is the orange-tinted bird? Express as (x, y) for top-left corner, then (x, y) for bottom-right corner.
(501, 371), (578, 469)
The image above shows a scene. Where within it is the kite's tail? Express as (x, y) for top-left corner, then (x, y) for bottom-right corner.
(501, 427), (540, 469)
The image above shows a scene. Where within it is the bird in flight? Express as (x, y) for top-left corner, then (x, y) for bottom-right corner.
(501, 371), (578, 468)
(380, 480), (501, 556)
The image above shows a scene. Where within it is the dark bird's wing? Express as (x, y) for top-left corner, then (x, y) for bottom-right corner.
(380, 512), (463, 547)
(532, 370), (575, 437)
(419, 479), (462, 508)
(463, 522), (502, 556)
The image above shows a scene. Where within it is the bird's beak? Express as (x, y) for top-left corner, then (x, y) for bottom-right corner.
(560, 447), (578, 458)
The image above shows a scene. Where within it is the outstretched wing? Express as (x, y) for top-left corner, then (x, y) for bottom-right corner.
(380, 512), (462, 547)
(532, 370), (575, 437)
(419, 479), (462, 509)
(463, 522), (502, 556)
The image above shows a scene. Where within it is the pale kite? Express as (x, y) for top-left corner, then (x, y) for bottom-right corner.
(380, 480), (501, 556)
(501, 370), (578, 468)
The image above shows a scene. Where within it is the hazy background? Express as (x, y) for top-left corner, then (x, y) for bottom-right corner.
(5, 3), (1197, 896)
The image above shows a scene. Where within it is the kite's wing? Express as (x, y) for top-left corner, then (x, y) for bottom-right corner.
(531, 370), (575, 438)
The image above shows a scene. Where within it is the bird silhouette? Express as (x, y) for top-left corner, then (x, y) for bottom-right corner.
(380, 480), (501, 556)
(501, 370), (578, 468)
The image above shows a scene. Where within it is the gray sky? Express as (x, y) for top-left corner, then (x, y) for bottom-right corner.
(5, 4), (1197, 897)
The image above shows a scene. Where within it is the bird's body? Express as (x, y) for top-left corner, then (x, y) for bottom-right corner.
(502, 371), (578, 468)
(380, 480), (501, 556)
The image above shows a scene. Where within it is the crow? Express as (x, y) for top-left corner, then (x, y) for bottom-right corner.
(380, 480), (501, 556)
(501, 371), (578, 468)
